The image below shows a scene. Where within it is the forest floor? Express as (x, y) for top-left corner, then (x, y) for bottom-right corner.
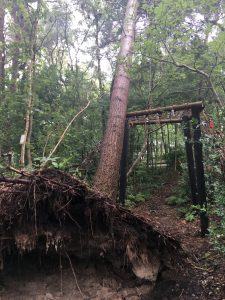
(133, 174), (225, 300)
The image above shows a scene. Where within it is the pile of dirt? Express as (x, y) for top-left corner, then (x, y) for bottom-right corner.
(0, 168), (182, 299)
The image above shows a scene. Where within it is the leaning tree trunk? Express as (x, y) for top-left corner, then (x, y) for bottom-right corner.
(94, 0), (138, 199)
(0, 3), (5, 102)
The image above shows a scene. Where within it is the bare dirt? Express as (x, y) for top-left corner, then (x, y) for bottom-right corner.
(0, 253), (148, 300)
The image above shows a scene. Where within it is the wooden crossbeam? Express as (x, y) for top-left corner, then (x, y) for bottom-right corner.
(129, 118), (186, 126)
(127, 101), (203, 118)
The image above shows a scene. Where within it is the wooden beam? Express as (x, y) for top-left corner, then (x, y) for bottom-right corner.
(127, 101), (204, 118)
(129, 118), (185, 126)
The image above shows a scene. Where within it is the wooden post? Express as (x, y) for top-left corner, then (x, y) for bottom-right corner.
(183, 120), (198, 206)
(174, 124), (178, 170)
(147, 128), (150, 168)
(119, 120), (129, 206)
(192, 108), (209, 236)
(167, 124), (170, 152)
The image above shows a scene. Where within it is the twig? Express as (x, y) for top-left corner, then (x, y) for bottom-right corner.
(143, 49), (223, 107)
(8, 166), (84, 194)
(179, 289), (184, 298)
(8, 166), (32, 177)
(64, 210), (81, 230)
(187, 258), (213, 272)
(42, 101), (90, 167)
(57, 199), (72, 212)
(59, 252), (63, 294)
(42, 132), (52, 158)
(127, 137), (148, 177)
(64, 248), (84, 298)
(33, 183), (38, 235)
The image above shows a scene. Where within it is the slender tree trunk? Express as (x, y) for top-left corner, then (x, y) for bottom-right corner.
(20, 55), (35, 167)
(10, 2), (23, 93)
(95, 16), (106, 135)
(11, 46), (20, 93)
(26, 105), (33, 166)
(0, 4), (5, 102)
(20, 0), (41, 168)
(94, 0), (138, 199)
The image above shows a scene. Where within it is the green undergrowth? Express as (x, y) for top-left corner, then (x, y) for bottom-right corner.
(125, 164), (180, 208)
(164, 170), (197, 222)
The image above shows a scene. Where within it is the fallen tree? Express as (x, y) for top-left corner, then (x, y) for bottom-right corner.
(0, 168), (183, 296)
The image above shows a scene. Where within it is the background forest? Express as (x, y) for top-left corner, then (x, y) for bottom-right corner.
(0, 0), (225, 250)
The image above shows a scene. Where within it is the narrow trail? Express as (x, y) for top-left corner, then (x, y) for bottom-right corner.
(133, 175), (225, 300)
(132, 176), (207, 253)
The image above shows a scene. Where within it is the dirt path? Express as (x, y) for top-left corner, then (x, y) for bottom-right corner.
(133, 177), (225, 300)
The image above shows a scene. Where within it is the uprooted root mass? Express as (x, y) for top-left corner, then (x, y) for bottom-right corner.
(0, 168), (183, 297)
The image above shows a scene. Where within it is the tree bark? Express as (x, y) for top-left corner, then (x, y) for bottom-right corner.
(10, 2), (24, 93)
(95, 15), (106, 135)
(94, 0), (138, 199)
(20, 55), (35, 168)
(0, 3), (5, 101)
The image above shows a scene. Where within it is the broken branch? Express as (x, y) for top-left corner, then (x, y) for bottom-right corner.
(42, 101), (90, 167)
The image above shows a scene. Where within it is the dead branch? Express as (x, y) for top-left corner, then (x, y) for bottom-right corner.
(127, 137), (148, 177)
(0, 178), (31, 184)
(144, 47), (223, 107)
(8, 166), (85, 195)
(42, 101), (90, 167)
(8, 166), (32, 177)
(64, 248), (84, 297)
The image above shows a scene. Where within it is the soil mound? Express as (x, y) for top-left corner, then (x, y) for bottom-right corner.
(0, 168), (182, 299)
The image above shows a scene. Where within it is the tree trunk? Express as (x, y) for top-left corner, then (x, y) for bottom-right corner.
(94, 0), (138, 199)
(0, 4), (5, 101)
(20, 0), (41, 168)
(10, 2), (24, 93)
(20, 55), (35, 168)
(95, 16), (106, 135)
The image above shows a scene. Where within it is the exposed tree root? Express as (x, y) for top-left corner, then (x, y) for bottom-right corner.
(0, 168), (183, 297)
